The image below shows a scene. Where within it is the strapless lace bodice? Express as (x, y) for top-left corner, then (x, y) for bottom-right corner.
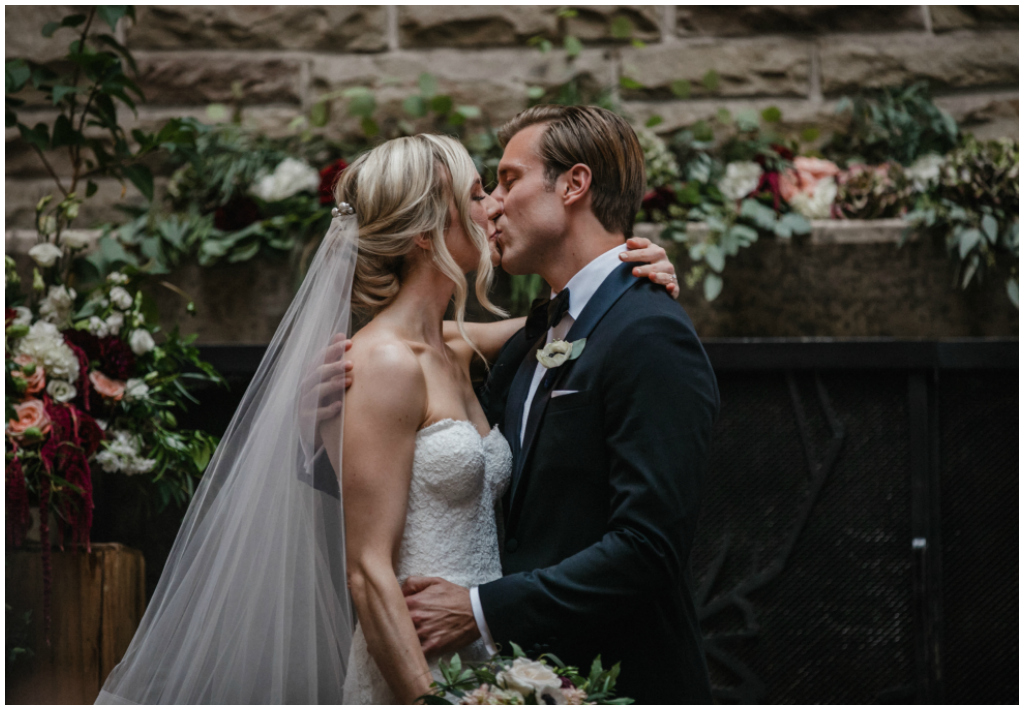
(343, 420), (512, 704)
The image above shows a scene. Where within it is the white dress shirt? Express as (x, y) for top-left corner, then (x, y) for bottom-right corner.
(470, 243), (628, 655)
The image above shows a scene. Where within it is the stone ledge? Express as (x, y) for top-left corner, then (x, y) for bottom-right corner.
(636, 219), (914, 246)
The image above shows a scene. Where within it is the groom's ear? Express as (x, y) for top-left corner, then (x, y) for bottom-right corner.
(561, 163), (592, 208)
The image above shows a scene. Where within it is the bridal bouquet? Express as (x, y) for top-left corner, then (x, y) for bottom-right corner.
(422, 643), (632, 705)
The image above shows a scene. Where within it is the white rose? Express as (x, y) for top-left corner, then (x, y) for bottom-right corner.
(129, 329), (155, 356)
(61, 231), (93, 250)
(124, 378), (149, 400)
(906, 153), (945, 192)
(110, 286), (134, 310)
(46, 379), (77, 403)
(536, 339), (573, 369)
(13, 306), (33, 327)
(790, 176), (838, 220)
(717, 161), (764, 201)
(39, 285), (76, 327)
(87, 316), (110, 337)
(497, 658), (563, 700)
(28, 242), (63, 268)
(250, 157), (320, 202)
(106, 311), (124, 333)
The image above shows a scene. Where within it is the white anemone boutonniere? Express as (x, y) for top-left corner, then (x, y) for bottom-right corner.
(536, 338), (586, 369)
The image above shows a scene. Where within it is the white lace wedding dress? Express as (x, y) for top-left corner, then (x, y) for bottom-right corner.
(343, 418), (512, 704)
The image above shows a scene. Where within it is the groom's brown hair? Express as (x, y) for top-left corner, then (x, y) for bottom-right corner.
(497, 105), (646, 237)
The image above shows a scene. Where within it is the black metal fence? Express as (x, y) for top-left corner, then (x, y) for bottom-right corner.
(118, 338), (1016, 704)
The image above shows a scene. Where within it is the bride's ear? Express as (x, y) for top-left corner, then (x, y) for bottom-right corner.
(413, 232), (433, 252)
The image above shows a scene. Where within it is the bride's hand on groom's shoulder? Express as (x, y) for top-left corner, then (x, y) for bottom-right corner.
(621, 236), (680, 299)
(402, 576), (480, 657)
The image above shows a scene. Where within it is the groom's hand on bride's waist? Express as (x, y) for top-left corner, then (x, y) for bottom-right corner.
(402, 576), (480, 657)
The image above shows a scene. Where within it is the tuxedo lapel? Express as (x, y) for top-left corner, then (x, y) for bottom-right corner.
(504, 333), (545, 465)
(509, 262), (638, 519)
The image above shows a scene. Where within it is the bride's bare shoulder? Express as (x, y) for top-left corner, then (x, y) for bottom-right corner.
(347, 328), (427, 401)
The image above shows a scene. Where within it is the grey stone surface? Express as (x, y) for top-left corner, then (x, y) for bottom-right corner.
(665, 237), (1018, 338)
(620, 40), (812, 99)
(820, 31), (1019, 95)
(132, 52), (305, 106)
(310, 48), (614, 139)
(5, 5), (83, 62)
(935, 91), (1019, 141)
(397, 5), (660, 49)
(5, 177), (158, 229)
(126, 5), (387, 52)
(929, 5), (1018, 32)
(677, 5), (926, 36)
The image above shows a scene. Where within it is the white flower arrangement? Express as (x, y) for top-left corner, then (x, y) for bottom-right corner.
(46, 379), (77, 403)
(28, 242), (63, 268)
(94, 431), (157, 476)
(129, 329), (156, 356)
(718, 161), (764, 202)
(38, 284), (76, 327)
(250, 157), (320, 203)
(789, 176), (838, 219)
(14, 320), (79, 380)
(109, 285), (134, 310)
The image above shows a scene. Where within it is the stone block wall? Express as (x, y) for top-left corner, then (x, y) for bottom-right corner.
(5, 5), (1019, 230)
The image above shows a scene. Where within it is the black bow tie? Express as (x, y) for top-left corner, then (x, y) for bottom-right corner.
(525, 288), (571, 341)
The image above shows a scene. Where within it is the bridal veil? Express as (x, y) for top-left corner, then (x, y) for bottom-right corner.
(97, 207), (358, 703)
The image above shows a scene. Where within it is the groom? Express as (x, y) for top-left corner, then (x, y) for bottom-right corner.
(403, 105), (719, 704)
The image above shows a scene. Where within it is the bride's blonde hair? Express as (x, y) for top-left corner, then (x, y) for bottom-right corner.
(334, 134), (504, 349)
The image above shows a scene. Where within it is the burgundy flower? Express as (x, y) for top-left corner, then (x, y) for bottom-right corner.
(755, 171), (784, 211)
(5, 307), (16, 327)
(65, 340), (92, 411)
(76, 410), (105, 458)
(319, 159), (349, 205)
(63, 328), (102, 364)
(99, 335), (136, 381)
(214, 195), (262, 232)
(641, 186), (677, 215)
(771, 143), (795, 161)
(6, 456), (31, 547)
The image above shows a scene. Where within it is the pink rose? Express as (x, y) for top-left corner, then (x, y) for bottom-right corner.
(89, 370), (126, 400)
(12, 354), (46, 395)
(780, 157), (840, 202)
(8, 398), (52, 439)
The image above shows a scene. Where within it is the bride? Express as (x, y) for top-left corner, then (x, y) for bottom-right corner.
(96, 133), (676, 704)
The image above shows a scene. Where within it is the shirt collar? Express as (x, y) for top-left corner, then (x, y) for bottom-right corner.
(554, 243), (628, 321)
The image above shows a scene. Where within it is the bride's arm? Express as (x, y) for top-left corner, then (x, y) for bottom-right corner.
(319, 340), (434, 704)
(443, 237), (679, 364)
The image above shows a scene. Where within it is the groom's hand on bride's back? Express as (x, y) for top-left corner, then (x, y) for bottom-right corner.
(402, 576), (480, 656)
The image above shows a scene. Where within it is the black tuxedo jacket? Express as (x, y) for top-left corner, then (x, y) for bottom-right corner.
(476, 263), (719, 704)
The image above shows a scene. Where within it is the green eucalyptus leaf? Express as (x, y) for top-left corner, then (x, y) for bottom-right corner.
(403, 94), (427, 118)
(418, 72), (438, 98)
(347, 91), (376, 119)
(729, 223), (759, 245)
(564, 35), (583, 58)
(123, 164), (154, 201)
(704, 273), (723, 301)
(670, 79), (691, 99)
(455, 105), (481, 120)
(704, 245), (725, 273)
(429, 95), (453, 115)
(739, 199), (777, 230)
(97, 6), (129, 31)
(958, 228), (982, 259)
(735, 108), (759, 132)
(526, 85), (546, 100)
(981, 214), (998, 244)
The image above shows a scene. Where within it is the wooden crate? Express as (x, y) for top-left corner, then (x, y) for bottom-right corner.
(6, 543), (146, 704)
